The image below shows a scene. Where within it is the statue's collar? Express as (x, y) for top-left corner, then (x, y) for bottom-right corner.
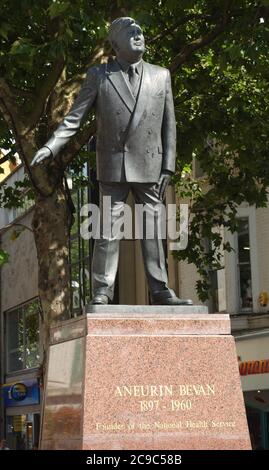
(116, 58), (143, 75)
(106, 58), (144, 75)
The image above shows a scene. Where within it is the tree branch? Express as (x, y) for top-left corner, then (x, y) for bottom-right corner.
(0, 222), (33, 235)
(65, 45), (107, 91)
(84, 44), (107, 70)
(0, 78), (21, 131)
(169, 15), (232, 73)
(55, 119), (96, 169)
(0, 151), (11, 165)
(9, 86), (35, 99)
(0, 149), (19, 166)
(24, 56), (65, 133)
(148, 13), (219, 45)
(0, 96), (54, 197)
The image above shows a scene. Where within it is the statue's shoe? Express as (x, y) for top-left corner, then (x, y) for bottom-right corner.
(90, 294), (110, 305)
(152, 296), (193, 306)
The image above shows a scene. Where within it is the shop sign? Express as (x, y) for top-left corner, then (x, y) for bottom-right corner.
(12, 415), (26, 432)
(10, 383), (27, 401)
(2, 379), (40, 407)
(239, 359), (269, 376)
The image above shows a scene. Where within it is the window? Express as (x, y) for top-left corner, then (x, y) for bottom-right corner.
(224, 205), (259, 314)
(5, 299), (41, 373)
(6, 413), (40, 450)
(246, 407), (269, 450)
(236, 217), (253, 312)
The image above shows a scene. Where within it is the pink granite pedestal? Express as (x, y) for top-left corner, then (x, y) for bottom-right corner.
(40, 306), (251, 450)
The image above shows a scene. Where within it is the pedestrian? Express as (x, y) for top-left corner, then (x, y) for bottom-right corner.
(0, 439), (10, 450)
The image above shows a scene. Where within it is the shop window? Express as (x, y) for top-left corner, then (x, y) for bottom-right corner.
(6, 413), (40, 450)
(246, 406), (268, 450)
(5, 299), (41, 373)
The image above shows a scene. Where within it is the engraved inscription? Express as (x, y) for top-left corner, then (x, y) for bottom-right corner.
(114, 383), (215, 398)
(93, 383), (236, 434)
(95, 420), (236, 432)
(114, 383), (215, 414)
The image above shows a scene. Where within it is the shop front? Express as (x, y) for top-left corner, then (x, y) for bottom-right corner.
(3, 378), (41, 450)
(236, 331), (269, 450)
(1, 298), (42, 449)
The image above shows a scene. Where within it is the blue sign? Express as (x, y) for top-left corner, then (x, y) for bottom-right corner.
(10, 383), (27, 401)
(3, 379), (40, 407)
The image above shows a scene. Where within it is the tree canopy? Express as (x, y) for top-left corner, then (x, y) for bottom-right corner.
(0, 0), (269, 301)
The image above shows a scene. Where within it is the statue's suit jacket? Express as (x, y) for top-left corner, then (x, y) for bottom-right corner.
(45, 59), (177, 183)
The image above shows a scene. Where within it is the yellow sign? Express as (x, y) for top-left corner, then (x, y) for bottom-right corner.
(13, 415), (26, 432)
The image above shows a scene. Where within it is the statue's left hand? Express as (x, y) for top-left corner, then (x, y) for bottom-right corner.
(30, 146), (52, 167)
(157, 170), (173, 200)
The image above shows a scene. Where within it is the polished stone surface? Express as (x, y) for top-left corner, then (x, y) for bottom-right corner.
(50, 316), (87, 344)
(41, 336), (85, 450)
(85, 314), (230, 336)
(40, 308), (251, 450)
(85, 304), (209, 314)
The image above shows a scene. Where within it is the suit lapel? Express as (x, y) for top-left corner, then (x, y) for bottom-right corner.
(126, 60), (151, 138)
(107, 60), (136, 113)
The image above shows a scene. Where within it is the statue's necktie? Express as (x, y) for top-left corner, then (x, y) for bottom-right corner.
(128, 65), (139, 97)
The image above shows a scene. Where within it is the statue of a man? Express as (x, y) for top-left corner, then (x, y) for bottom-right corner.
(31, 17), (192, 306)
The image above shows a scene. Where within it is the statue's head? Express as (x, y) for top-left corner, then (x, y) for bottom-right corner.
(108, 17), (145, 63)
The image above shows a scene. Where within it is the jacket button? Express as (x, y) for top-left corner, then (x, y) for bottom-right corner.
(152, 112), (156, 116)
(146, 149), (150, 153)
(148, 130), (152, 135)
(117, 110), (121, 114)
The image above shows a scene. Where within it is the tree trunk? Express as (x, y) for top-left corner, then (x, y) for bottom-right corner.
(31, 183), (71, 357)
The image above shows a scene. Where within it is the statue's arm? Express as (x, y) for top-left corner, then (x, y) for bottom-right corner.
(161, 69), (177, 174)
(157, 70), (177, 200)
(31, 68), (98, 166)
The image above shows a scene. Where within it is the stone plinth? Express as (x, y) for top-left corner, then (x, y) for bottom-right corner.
(40, 306), (251, 450)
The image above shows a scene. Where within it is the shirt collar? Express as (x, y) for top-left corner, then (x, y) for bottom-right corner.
(116, 58), (143, 75)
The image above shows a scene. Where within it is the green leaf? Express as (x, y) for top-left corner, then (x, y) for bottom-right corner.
(0, 249), (9, 266)
(48, 1), (70, 19)
(0, 23), (12, 40)
(10, 38), (35, 56)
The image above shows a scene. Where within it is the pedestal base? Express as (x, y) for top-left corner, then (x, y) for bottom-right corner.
(40, 306), (251, 450)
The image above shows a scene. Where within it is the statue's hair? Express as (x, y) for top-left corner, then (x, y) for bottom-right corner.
(108, 17), (138, 47)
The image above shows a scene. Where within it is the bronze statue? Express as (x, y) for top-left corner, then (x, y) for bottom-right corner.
(31, 17), (192, 306)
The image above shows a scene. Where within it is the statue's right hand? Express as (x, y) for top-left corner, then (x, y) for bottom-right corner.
(30, 147), (52, 167)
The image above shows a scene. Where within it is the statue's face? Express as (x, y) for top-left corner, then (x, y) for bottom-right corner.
(114, 23), (145, 60)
